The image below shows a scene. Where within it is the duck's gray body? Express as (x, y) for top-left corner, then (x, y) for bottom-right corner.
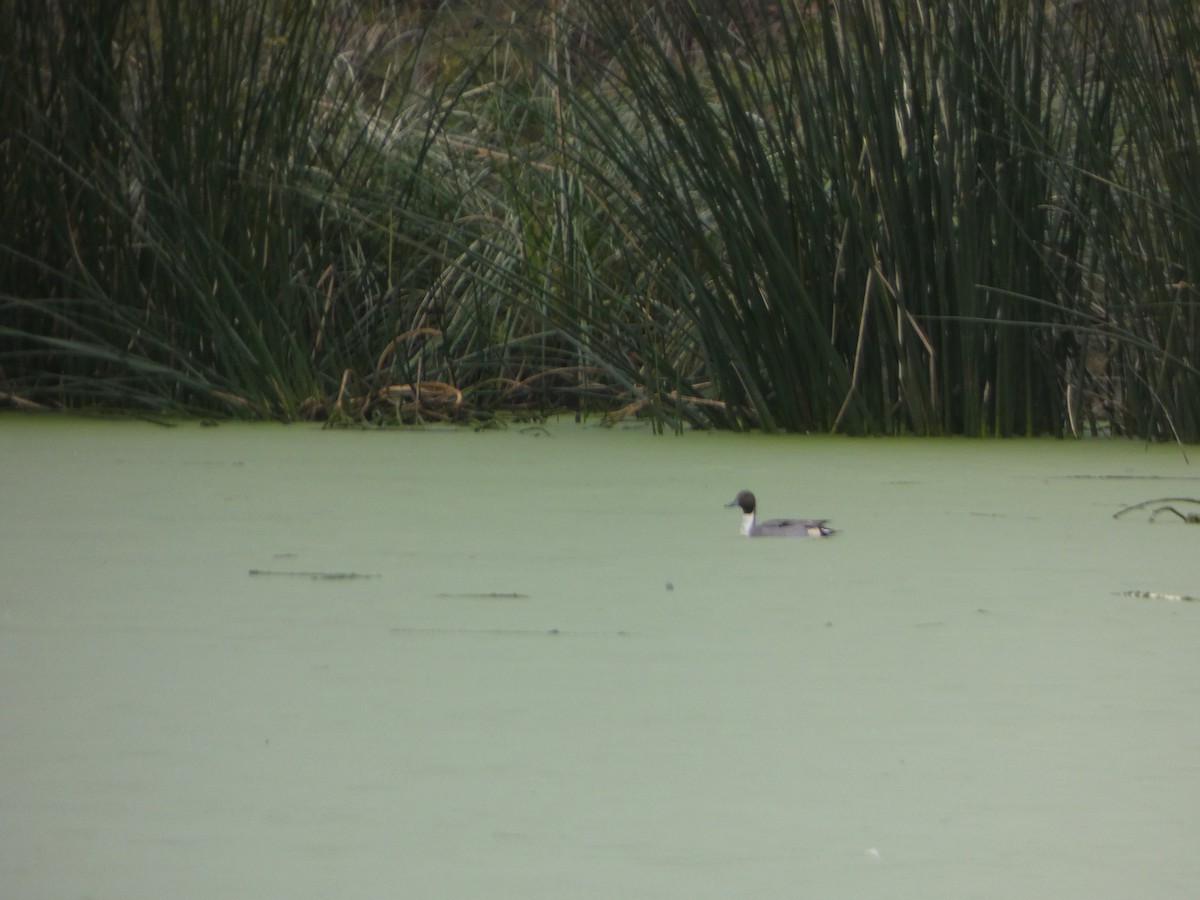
(726, 490), (836, 537)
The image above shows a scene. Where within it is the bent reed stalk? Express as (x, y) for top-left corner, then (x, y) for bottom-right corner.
(1, 0), (1197, 439)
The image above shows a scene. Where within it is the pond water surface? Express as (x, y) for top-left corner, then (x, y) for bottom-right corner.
(2, 417), (1198, 899)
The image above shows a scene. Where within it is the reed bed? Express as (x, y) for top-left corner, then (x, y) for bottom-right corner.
(1, 0), (1197, 438)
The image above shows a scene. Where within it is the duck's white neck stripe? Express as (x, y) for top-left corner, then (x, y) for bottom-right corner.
(740, 512), (756, 536)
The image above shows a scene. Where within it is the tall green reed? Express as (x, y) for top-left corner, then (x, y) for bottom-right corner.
(0, 0), (511, 420)
(554, 0), (1200, 438)
(3, 0), (1198, 438)
(1054, 0), (1200, 441)
(2, 0), (363, 415)
(561, 0), (1085, 434)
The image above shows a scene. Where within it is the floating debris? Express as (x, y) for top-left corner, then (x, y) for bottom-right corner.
(249, 569), (379, 581)
(1113, 497), (1200, 522)
(390, 627), (630, 637)
(1119, 590), (1199, 603)
(435, 592), (531, 600)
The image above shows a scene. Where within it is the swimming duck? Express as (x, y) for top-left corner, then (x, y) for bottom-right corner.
(725, 489), (836, 537)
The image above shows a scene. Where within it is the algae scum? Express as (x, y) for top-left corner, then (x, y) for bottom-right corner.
(1, 418), (1197, 899)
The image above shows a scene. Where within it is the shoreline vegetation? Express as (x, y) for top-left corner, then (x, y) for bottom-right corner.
(2, 0), (1198, 439)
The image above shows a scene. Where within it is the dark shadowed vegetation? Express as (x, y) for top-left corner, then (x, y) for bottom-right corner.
(2, 0), (1198, 438)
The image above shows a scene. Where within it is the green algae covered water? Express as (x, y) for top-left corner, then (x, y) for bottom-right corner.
(1, 417), (1198, 899)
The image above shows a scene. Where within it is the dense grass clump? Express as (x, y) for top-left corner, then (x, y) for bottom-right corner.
(2, 0), (1198, 438)
(0, 0), (590, 423)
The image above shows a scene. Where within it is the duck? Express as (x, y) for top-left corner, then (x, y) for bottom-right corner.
(725, 489), (836, 537)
